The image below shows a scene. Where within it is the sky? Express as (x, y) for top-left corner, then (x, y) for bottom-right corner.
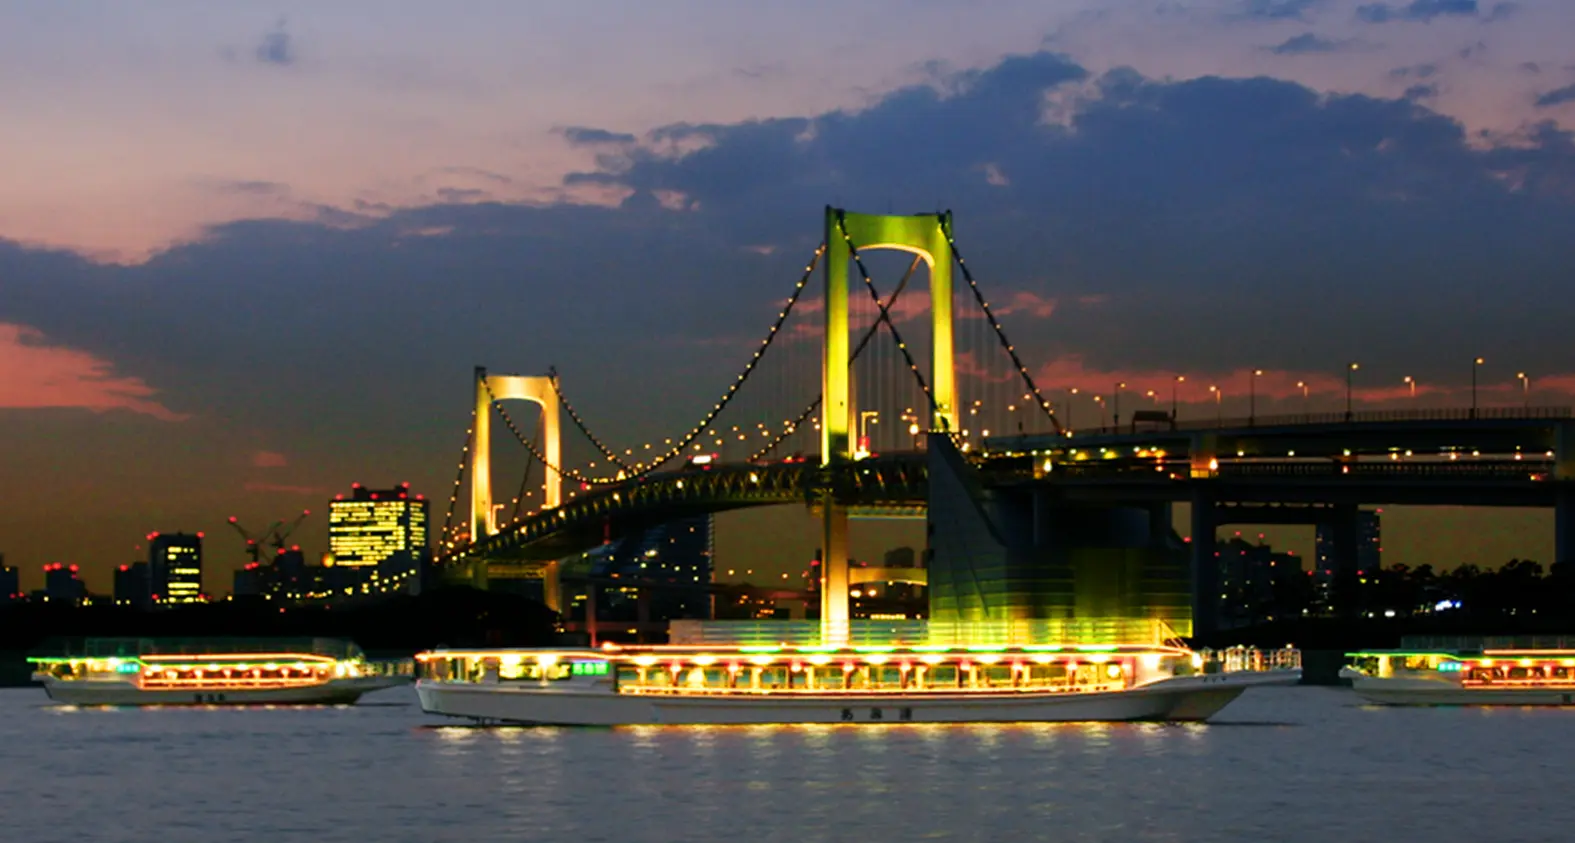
(4, 0), (1575, 592)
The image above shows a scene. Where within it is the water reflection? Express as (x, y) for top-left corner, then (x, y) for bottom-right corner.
(2, 686), (1570, 842)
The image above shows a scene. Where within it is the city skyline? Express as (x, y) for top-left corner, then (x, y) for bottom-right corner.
(5, 1), (1575, 588)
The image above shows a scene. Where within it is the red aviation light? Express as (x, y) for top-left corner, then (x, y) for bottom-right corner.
(352, 482), (361, 488)
(228, 516), (238, 523)
(196, 532), (204, 539)
(119, 565), (129, 572)
(402, 481), (411, 488)
(69, 564), (79, 573)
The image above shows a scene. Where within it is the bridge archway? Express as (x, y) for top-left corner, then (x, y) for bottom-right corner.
(821, 208), (957, 639)
(471, 367), (562, 542)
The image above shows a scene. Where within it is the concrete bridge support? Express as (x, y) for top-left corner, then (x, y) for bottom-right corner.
(1556, 422), (1575, 568)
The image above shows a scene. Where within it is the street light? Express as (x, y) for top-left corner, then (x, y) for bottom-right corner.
(1517, 372), (1530, 409)
(1172, 375), (1185, 422)
(1113, 381), (1127, 430)
(1067, 387), (1080, 433)
(1249, 369), (1264, 426)
(1092, 394), (1107, 428)
(1208, 385), (1222, 425)
(1471, 357), (1484, 419)
(1296, 380), (1309, 418)
(1346, 363), (1359, 422)
(1403, 375), (1415, 404)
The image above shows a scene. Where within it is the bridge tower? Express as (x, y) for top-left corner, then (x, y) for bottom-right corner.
(470, 367), (563, 542)
(821, 208), (957, 642)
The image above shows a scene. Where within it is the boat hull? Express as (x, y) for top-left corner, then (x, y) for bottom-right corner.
(1353, 678), (1575, 707)
(417, 670), (1297, 726)
(39, 676), (408, 706)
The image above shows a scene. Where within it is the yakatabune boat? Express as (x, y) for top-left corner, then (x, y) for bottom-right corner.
(415, 620), (1301, 725)
(28, 637), (409, 706)
(1344, 647), (1575, 706)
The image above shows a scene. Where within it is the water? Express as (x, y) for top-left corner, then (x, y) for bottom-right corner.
(2, 686), (1569, 842)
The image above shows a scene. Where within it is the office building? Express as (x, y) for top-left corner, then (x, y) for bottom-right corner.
(564, 514), (714, 633)
(43, 563), (87, 605)
(2, 559), (22, 602)
(328, 483), (429, 595)
(149, 532), (204, 604)
(114, 562), (150, 608)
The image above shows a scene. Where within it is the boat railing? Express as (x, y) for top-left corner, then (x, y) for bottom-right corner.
(667, 618), (1184, 648)
(1196, 646), (1301, 674)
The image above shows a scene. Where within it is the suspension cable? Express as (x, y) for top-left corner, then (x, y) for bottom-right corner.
(943, 225), (1066, 435)
(749, 255), (924, 462)
(538, 243), (827, 481)
(545, 366), (632, 471)
(440, 409), (475, 552)
(510, 422), (541, 521)
(485, 377), (616, 485)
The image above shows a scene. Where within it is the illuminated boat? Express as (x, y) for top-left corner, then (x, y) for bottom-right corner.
(415, 621), (1301, 725)
(1344, 648), (1575, 706)
(28, 638), (410, 706)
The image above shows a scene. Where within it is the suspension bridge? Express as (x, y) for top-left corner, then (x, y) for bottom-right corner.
(431, 207), (1575, 640)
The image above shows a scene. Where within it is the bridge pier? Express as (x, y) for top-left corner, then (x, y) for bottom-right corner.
(820, 496), (850, 644)
(1189, 490), (1219, 640)
(1556, 422), (1575, 568)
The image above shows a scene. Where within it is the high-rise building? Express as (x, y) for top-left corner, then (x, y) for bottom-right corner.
(114, 562), (150, 608)
(1, 558), (22, 602)
(1315, 509), (1382, 575)
(42, 563), (87, 605)
(149, 532), (204, 605)
(328, 483), (429, 595)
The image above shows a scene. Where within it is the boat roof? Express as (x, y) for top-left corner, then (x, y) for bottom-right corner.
(418, 642), (1193, 661)
(1347, 648), (1575, 658)
(27, 637), (365, 661)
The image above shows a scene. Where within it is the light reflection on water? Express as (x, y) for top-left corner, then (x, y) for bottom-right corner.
(2, 686), (1571, 842)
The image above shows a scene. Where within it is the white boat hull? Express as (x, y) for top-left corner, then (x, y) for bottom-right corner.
(39, 676), (408, 706)
(1353, 677), (1575, 707)
(417, 670), (1298, 725)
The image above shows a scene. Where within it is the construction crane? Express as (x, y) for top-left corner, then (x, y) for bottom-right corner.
(226, 510), (311, 564)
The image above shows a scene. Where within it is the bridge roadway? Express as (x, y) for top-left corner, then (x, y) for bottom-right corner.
(448, 408), (1575, 575)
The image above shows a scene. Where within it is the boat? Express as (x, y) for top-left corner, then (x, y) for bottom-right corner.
(415, 620), (1301, 725)
(28, 637), (410, 706)
(1344, 647), (1575, 706)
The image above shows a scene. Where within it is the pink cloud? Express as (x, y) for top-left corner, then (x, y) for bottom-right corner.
(251, 450), (288, 468)
(991, 291), (1057, 319)
(0, 323), (185, 420)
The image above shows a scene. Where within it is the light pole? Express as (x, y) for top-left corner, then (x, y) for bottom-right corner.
(1517, 371), (1530, 409)
(1067, 387), (1079, 433)
(1471, 357), (1484, 419)
(1249, 369), (1263, 426)
(1345, 363), (1359, 422)
(1403, 375), (1415, 405)
(1093, 395), (1107, 429)
(1208, 385), (1222, 425)
(858, 410), (878, 457)
(1113, 381), (1126, 430)
(1296, 380), (1309, 418)
(1172, 375), (1185, 422)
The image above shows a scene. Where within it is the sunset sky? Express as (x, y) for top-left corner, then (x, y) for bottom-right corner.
(5, 0), (1575, 592)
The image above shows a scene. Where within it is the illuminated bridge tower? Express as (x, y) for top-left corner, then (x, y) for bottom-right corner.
(822, 208), (957, 642)
(469, 367), (564, 609)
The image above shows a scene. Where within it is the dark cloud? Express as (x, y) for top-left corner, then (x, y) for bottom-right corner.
(212, 179), (290, 196)
(1485, 2), (1519, 21)
(561, 126), (638, 146)
(4, 48), (1575, 493)
(1535, 84), (1575, 108)
(1356, 1), (1479, 23)
(1403, 83), (1440, 100)
(255, 19), (294, 66)
(1518, 61), (1541, 75)
(1389, 63), (1440, 79)
(1266, 33), (1354, 55)
(1234, 0), (1327, 20)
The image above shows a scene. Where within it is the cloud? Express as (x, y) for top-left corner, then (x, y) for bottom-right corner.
(1389, 63), (1440, 79)
(561, 126), (638, 146)
(251, 450), (288, 468)
(993, 291), (1057, 319)
(1404, 83), (1440, 100)
(1535, 84), (1575, 109)
(1234, 0), (1327, 20)
(1356, 1), (1481, 23)
(1266, 33), (1356, 55)
(255, 19), (294, 66)
(0, 323), (185, 420)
